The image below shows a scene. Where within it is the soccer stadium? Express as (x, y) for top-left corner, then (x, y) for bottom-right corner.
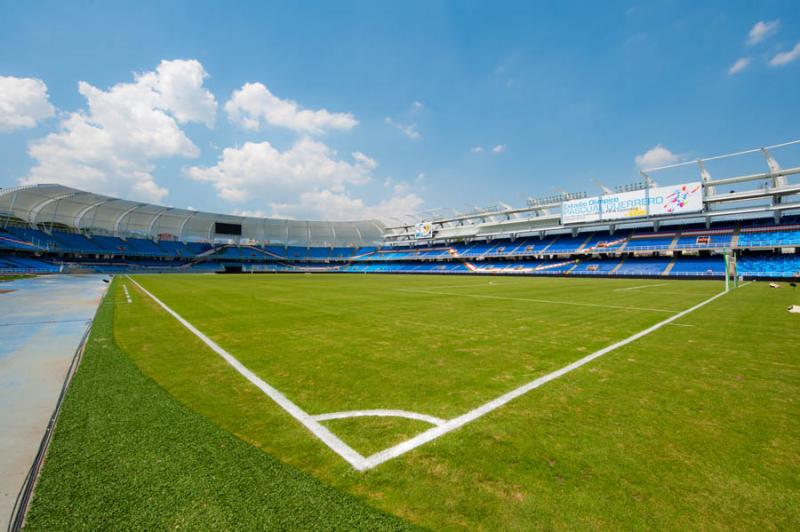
(2, 3), (800, 531)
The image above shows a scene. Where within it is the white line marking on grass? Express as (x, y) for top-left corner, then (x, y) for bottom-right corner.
(396, 288), (677, 314)
(667, 323), (694, 327)
(613, 283), (668, 292)
(127, 275), (736, 472)
(415, 281), (516, 290)
(312, 409), (446, 427)
(122, 284), (132, 304)
(360, 288), (730, 470)
(126, 276), (370, 471)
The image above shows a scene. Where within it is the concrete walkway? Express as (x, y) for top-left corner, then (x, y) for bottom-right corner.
(0, 275), (108, 526)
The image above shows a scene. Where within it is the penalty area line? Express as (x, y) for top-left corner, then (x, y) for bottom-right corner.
(361, 287), (731, 470)
(125, 276), (370, 471)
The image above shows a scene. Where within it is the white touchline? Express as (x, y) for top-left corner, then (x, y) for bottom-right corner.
(122, 284), (132, 304)
(312, 410), (446, 427)
(613, 283), (669, 292)
(396, 288), (677, 313)
(359, 287), (731, 470)
(127, 275), (739, 472)
(126, 276), (370, 471)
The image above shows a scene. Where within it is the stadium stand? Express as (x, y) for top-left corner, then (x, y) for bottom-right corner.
(1, 182), (799, 279)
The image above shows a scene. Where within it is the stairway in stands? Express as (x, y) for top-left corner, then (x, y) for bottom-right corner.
(661, 257), (677, 276)
(610, 257), (626, 275)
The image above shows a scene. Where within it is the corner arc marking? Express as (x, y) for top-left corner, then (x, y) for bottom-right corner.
(312, 409), (446, 427)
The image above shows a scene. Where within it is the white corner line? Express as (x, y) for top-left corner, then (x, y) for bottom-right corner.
(312, 409), (446, 427)
(126, 275), (736, 472)
(360, 287), (731, 470)
(125, 276), (370, 471)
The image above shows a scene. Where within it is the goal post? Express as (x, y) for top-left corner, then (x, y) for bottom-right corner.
(723, 249), (738, 291)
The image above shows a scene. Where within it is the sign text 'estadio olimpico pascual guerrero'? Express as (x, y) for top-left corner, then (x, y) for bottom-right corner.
(560, 182), (703, 224)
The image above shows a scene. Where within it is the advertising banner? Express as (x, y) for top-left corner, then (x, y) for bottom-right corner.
(414, 222), (433, 239)
(561, 182), (702, 224)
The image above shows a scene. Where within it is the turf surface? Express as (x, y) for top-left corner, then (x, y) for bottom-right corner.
(24, 290), (415, 531)
(29, 274), (800, 529)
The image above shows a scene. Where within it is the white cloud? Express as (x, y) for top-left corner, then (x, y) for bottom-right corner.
(186, 138), (376, 203)
(20, 59), (217, 202)
(141, 59), (217, 126)
(472, 145), (506, 154)
(224, 82), (357, 134)
(385, 116), (420, 140)
(747, 20), (780, 45)
(728, 57), (751, 75)
(0, 76), (55, 132)
(411, 101), (424, 112)
(769, 42), (800, 67)
(635, 144), (680, 169)
(271, 187), (423, 222)
(416, 172), (425, 182)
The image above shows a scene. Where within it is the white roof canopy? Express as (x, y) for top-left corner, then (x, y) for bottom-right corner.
(0, 184), (385, 247)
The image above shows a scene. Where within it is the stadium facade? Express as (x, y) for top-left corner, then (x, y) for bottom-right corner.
(1, 142), (799, 280)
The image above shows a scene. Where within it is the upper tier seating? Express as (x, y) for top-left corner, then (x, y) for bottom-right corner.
(738, 225), (800, 247)
(624, 235), (675, 251)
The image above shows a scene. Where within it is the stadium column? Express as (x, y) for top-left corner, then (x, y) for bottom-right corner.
(724, 251), (730, 292)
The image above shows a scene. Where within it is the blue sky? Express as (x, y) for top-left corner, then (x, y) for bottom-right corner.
(1, 0), (799, 222)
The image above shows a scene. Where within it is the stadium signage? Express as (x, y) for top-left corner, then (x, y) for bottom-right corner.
(561, 182), (703, 224)
(415, 222), (434, 239)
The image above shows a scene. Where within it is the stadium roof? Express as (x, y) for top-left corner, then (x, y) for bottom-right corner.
(0, 184), (385, 247)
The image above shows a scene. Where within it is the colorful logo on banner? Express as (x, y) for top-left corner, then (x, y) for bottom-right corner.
(662, 183), (702, 214)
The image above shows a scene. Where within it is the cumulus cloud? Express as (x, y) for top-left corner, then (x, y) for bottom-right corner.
(747, 20), (780, 45)
(224, 82), (357, 134)
(635, 144), (680, 169)
(20, 59), (217, 202)
(728, 57), (751, 75)
(472, 144), (506, 154)
(186, 138), (376, 202)
(385, 116), (420, 140)
(769, 42), (800, 67)
(270, 187), (423, 222)
(0, 76), (55, 132)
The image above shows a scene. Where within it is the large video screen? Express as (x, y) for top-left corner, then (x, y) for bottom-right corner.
(214, 222), (242, 235)
(561, 182), (703, 224)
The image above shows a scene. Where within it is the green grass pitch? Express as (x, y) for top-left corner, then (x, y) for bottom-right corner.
(27, 274), (800, 529)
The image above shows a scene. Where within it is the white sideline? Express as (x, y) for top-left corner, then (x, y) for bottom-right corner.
(613, 283), (668, 292)
(125, 276), (370, 471)
(360, 287), (731, 469)
(396, 288), (677, 313)
(122, 284), (132, 304)
(312, 409), (446, 427)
